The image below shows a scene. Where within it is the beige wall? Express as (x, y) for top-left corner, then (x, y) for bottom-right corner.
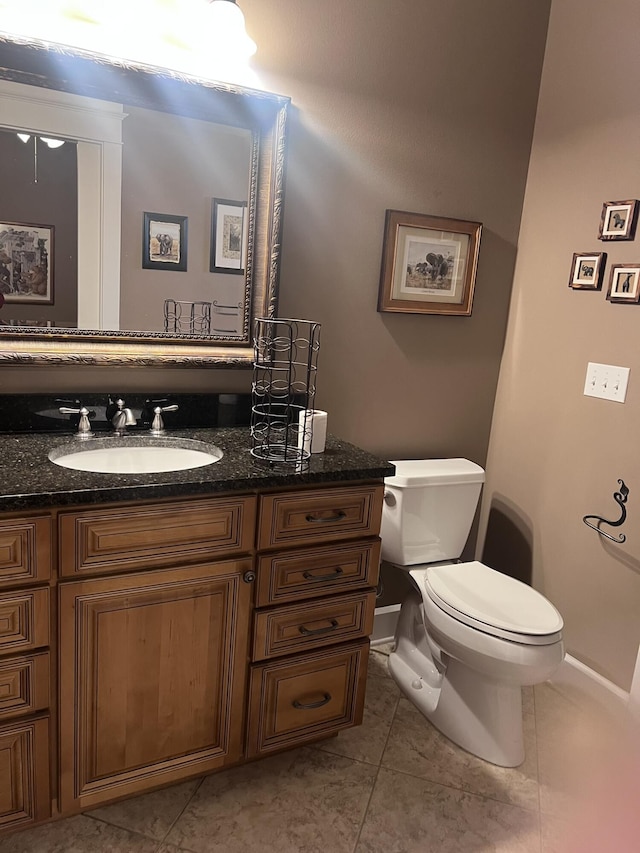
(246, 0), (550, 463)
(480, 0), (640, 689)
(0, 0), (550, 465)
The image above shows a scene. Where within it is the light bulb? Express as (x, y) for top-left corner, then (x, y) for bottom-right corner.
(40, 137), (66, 148)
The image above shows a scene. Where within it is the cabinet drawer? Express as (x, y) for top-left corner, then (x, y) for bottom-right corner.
(0, 653), (49, 722)
(59, 495), (257, 577)
(0, 588), (49, 657)
(0, 516), (51, 589)
(253, 590), (376, 661)
(0, 715), (50, 831)
(258, 485), (384, 550)
(247, 640), (368, 757)
(255, 539), (380, 607)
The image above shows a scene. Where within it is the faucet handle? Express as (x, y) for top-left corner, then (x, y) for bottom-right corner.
(150, 403), (179, 435)
(58, 401), (94, 439)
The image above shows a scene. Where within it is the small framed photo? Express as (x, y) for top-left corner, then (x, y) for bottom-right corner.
(377, 210), (482, 315)
(606, 264), (640, 304)
(142, 212), (188, 271)
(598, 200), (638, 241)
(210, 199), (246, 275)
(0, 221), (54, 304)
(568, 252), (607, 290)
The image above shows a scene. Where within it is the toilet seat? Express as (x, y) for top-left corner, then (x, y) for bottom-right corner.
(412, 561), (563, 646)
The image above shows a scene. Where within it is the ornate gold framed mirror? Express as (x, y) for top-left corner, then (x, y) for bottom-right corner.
(0, 35), (289, 367)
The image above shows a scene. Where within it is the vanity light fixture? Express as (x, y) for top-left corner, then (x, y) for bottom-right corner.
(16, 132), (66, 183)
(0, 0), (259, 84)
(17, 133), (65, 148)
(205, 0), (257, 61)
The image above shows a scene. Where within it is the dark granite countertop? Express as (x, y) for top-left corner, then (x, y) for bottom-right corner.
(0, 427), (395, 512)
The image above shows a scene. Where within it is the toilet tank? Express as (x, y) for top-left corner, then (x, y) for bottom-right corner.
(380, 458), (485, 566)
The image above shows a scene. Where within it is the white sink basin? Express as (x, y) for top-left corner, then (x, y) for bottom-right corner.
(48, 438), (223, 474)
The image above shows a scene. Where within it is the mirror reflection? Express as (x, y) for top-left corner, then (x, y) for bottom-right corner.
(0, 91), (252, 338)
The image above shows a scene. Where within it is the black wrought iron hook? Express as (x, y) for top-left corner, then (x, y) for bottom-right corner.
(583, 479), (629, 543)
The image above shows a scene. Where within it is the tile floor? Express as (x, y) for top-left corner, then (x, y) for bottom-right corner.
(2, 645), (635, 853)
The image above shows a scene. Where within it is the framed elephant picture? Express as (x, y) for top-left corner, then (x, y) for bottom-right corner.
(377, 210), (482, 316)
(568, 252), (606, 290)
(142, 212), (188, 272)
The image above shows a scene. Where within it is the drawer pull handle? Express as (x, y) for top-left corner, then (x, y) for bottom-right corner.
(292, 692), (332, 710)
(298, 619), (339, 636)
(305, 510), (347, 524)
(302, 567), (343, 581)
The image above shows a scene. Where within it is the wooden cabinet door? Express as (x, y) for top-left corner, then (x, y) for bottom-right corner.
(59, 559), (253, 811)
(0, 716), (50, 831)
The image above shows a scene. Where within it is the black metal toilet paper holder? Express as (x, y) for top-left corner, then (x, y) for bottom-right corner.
(583, 479), (629, 544)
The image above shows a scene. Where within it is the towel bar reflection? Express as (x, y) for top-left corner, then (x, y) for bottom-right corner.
(583, 479), (629, 543)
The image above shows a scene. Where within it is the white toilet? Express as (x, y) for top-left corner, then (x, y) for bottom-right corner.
(382, 458), (564, 767)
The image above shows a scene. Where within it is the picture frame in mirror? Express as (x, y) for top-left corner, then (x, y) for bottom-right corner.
(0, 221), (54, 304)
(210, 199), (246, 275)
(142, 212), (188, 272)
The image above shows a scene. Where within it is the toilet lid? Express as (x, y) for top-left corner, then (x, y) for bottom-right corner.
(424, 561), (563, 640)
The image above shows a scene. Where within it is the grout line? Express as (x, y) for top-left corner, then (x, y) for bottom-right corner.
(82, 813), (163, 845)
(375, 760), (542, 814)
(351, 670), (402, 852)
(158, 776), (206, 847)
(378, 690), (542, 815)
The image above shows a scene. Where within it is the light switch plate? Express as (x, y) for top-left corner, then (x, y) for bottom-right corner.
(584, 362), (630, 402)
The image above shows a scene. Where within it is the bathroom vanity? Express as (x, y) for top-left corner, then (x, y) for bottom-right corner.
(0, 427), (393, 835)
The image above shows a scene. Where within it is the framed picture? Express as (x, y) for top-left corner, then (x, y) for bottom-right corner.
(0, 221), (53, 304)
(377, 210), (482, 315)
(568, 251), (607, 290)
(606, 264), (640, 304)
(142, 212), (188, 271)
(210, 199), (246, 275)
(598, 200), (638, 241)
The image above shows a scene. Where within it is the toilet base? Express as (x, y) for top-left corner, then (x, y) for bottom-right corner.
(389, 593), (526, 767)
(428, 659), (524, 767)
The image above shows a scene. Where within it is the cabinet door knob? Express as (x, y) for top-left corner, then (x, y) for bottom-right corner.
(292, 692), (332, 710)
(243, 571), (256, 583)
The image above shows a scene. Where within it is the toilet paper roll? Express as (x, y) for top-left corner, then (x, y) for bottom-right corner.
(298, 409), (328, 454)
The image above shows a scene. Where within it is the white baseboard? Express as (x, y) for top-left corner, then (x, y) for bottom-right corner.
(549, 654), (630, 713)
(372, 603), (401, 645)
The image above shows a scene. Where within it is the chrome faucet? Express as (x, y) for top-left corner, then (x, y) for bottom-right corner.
(111, 398), (136, 435)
